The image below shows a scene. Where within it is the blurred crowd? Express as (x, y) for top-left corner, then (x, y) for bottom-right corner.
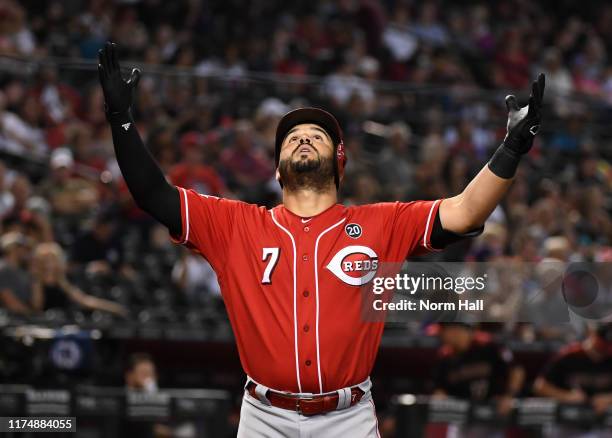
(0, 0), (611, 343)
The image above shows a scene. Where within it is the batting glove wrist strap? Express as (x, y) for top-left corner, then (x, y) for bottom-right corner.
(488, 144), (521, 179)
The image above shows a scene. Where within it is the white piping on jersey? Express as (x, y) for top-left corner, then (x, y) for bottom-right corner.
(269, 210), (302, 393)
(423, 199), (440, 250)
(179, 187), (190, 244)
(314, 217), (346, 393)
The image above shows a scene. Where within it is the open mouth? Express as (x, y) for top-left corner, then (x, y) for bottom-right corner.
(295, 145), (316, 155)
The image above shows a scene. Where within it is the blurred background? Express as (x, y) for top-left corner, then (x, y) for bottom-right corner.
(0, 0), (611, 436)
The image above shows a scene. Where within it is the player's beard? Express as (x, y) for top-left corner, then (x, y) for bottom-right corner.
(278, 155), (335, 193)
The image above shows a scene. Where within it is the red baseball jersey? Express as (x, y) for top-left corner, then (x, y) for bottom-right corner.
(172, 187), (441, 394)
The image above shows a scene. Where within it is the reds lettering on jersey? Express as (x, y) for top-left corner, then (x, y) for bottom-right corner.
(172, 187), (441, 394)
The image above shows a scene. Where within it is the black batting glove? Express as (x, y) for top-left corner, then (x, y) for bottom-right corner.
(98, 41), (141, 116)
(503, 73), (545, 154)
(488, 73), (545, 179)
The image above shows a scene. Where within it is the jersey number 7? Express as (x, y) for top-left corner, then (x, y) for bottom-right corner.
(262, 247), (280, 284)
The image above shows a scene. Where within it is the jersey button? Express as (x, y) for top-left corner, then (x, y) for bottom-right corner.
(303, 324), (309, 332)
(305, 360), (311, 366)
(303, 290), (309, 297)
(302, 254), (309, 261)
(304, 226), (310, 232)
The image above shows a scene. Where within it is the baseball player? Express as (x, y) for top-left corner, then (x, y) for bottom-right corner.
(534, 323), (612, 438)
(97, 41), (545, 437)
(433, 323), (524, 406)
(431, 323), (525, 438)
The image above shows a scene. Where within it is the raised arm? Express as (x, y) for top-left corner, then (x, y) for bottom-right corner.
(98, 42), (181, 236)
(439, 74), (545, 234)
(60, 279), (128, 318)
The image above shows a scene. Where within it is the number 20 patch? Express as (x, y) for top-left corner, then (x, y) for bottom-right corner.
(345, 223), (362, 239)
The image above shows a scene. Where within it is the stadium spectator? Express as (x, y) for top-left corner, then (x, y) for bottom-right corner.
(123, 352), (173, 438)
(38, 147), (98, 219)
(125, 352), (158, 393)
(253, 98), (289, 146)
(382, 4), (418, 70)
(467, 222), (507, 262)
(413, 2), (449, 47)
(322, 60), (375, 109)
(540, 48), (574, 103)
(4, 172), (30, 221)
(0, 231), (33, 315)
(168, 132), (226, 196)
(521, 257), (579, 341)
(30, 241), (127, 316)
(0, 0), (35, 56)
(0, 93), (47, 157)
(70, 206), (126, 273)
(493, 31), (530, 89)
(172, 249), (221, 304)
(345, 172), (381, 205)
(220, 120), (272, 190)
(65, 123), (106, 171)
(0, 159), (14, 219)
(375, 122), (416, 199)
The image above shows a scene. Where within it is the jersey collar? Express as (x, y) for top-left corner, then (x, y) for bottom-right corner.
(273, 203), (346, 230)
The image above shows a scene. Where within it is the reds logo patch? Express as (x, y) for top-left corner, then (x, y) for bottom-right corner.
(326, 245), (379, 286)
